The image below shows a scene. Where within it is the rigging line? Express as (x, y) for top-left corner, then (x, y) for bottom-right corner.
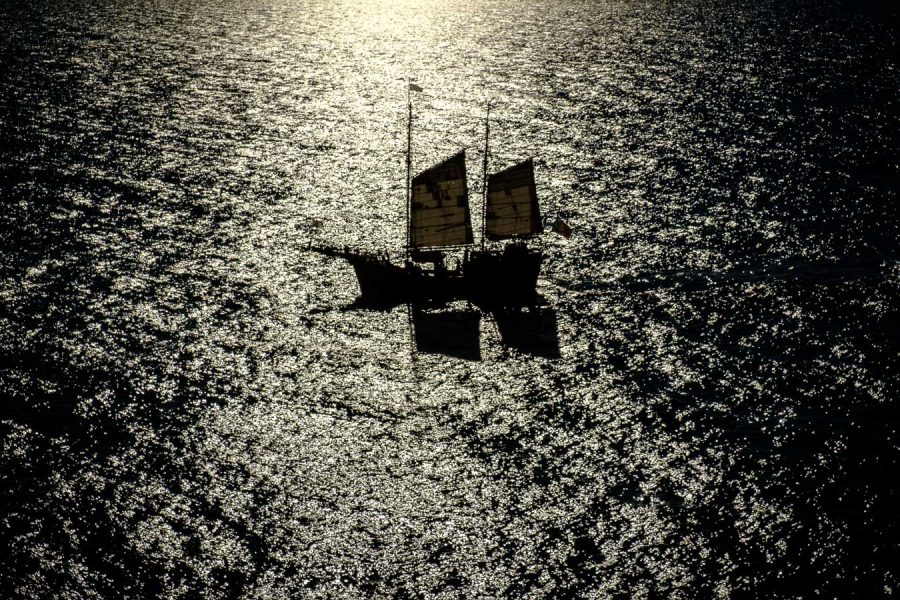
(407, 97), (538, 112)
(413, 92), (487, 104)
(408, 106), (530, 123)
(414, 91), (536, 105)
(399, 116), (538, 134)
(416, 127), (478, 136)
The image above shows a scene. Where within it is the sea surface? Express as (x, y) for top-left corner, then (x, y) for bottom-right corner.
(1, 0), (898, 597)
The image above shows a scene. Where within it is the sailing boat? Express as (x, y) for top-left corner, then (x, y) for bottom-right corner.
(312, 91), (548, 308)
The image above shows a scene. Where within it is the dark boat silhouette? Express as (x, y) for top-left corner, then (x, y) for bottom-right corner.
(312, 89), (560, 308)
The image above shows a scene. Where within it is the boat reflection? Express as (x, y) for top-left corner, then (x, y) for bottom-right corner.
(410, 306), (482, 361)
(491, 305), (560, 358)
(408, 303), (560, 360)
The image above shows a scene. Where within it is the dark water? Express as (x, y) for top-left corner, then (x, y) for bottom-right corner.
(1, 0), (898, 597)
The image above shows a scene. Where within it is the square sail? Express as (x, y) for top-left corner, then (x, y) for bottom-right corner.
(410, 150), (474, 248)
(485, 158), (543, 240)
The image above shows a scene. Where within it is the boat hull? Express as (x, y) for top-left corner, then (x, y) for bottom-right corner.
(347, 254), (464, 307)
(310, 244), (542, 308)
(464, 245), (543, 307)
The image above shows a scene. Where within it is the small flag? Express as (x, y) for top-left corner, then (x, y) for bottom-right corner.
(552, 215), (572, 239)
(408, 83), (423, 92)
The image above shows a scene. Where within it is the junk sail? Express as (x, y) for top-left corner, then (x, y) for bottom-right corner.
(410, 150), (474, 248)
(484, 158), (543, 240)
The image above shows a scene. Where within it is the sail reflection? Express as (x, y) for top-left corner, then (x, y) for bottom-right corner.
(408, 303), (560, 360)
(492, 306), (560, 358)
(411, 306), (482, 361)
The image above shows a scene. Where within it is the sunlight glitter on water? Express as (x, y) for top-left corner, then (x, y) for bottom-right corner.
(1, 0), (899, 597)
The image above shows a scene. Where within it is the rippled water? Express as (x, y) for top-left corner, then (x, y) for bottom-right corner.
(1, 0), (898, 597)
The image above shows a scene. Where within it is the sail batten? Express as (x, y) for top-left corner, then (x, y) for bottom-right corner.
(409, 150), (473, 248)
(485, 158), (542, 240)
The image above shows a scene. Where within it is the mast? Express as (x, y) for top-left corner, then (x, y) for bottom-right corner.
(404, 84), (473, 252)
(406, 87), (413, 261)
(481, 101), (490, 250)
